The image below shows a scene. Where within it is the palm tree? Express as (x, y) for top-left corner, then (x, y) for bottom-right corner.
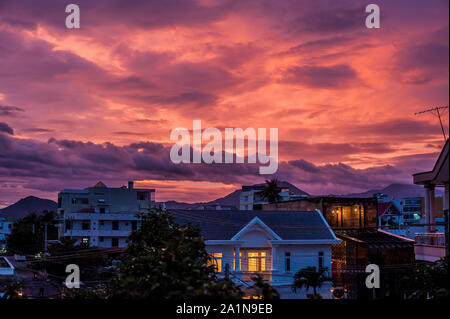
(260, 179), (282, 204)
(291, 266), (331, 299)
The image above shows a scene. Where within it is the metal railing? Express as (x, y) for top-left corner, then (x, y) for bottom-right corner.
(415, 232), (446, 246)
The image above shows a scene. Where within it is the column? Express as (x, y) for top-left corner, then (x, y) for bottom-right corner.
(234, 246), (241, 271)
(271, 245), (278, 283)
(425, 184), (436, 232)
(271, 245), (277, 271)
(444, 184), (449, 211)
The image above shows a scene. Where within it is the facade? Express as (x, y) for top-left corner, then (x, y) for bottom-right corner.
(240, 183), (308, 210)
(262, 196), (414, 298)
(59, 181), (155, 248)
(0, 217), (14, 244)
(412, 140), (449, 262)
(170, 209), (340, 299)
(378, 201), (402, 227)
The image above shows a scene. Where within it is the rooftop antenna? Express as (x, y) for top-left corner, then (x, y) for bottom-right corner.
(414, 106), (449, 142)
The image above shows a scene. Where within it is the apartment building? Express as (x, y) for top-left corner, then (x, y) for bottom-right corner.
(240, 183), (307, 210)
(58, 181), (155, 248)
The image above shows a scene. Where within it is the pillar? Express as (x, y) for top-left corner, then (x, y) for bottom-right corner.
(271, 245), (277, 271)
(234, 246), (241, 271)
(425, 184), (436, 232)
(444, 184), (449, 211)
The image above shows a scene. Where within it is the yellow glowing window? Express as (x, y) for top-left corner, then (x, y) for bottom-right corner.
(208, 253), (222, 272)
(248, 252), (266, 272)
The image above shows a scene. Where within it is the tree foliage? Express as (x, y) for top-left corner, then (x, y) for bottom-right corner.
(6, 211), (58, 255)
(260, 179), (282, 204)
(292, 266), (331, 298)
(70, 209), (244, 299)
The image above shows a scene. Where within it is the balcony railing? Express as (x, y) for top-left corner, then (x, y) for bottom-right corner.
(415, 232), (445, 247)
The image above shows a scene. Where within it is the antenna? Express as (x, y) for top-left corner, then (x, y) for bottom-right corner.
(414, 106), (449, 142)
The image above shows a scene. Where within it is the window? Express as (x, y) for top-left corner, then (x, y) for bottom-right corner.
(137, 191), (147, 201)
(131, 221), (137, 231)
(111, 238), (119, 247)
(99, 236), (104, 242)
(58, 197), (62, 208)
(207, 253), (223, 272)
(72, 198), (88, 204)
(81, 221), (90, 230)
(318, 251), (324, 270)
(99, 207), (106, 214)
(66, 220), (72, 231)
(112, 221), (119, 230)
(285, 252), (291, 272)
(99, 221), (104, 226)
(248, 252), (266, 272)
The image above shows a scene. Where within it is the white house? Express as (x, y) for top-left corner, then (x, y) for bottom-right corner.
(170, 209), (340, 299)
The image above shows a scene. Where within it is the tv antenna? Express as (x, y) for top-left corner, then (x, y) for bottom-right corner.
(414, 106), (449, 142)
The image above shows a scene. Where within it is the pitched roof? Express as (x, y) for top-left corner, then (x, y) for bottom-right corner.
(168, 209), (335, 241)
(336, 229), (414, 248)
(377, 202), (400, 216)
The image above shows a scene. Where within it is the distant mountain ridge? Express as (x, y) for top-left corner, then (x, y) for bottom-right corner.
(0, 196), (57, 219)
(343, 183), (443, 199)
(164, 181), (308, 209)
(1, 183), (442, 219)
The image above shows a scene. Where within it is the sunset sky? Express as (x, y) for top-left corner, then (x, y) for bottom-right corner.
(0, 0), (449, 207)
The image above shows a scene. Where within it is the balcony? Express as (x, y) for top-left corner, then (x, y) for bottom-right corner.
(414, 232), (446, 262)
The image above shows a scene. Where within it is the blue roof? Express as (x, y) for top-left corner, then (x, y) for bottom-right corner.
(168, 209), (335, 241)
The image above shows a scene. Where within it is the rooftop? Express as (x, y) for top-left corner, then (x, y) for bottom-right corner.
(169, 209), (336, 241)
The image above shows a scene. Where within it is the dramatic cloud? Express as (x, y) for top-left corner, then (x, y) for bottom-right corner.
(0, 122), (14, 135)
(0, 0), (448, 205)
(282, 64), (359, 88)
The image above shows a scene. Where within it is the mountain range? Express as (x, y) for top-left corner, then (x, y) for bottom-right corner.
(0, 182), (443, 219)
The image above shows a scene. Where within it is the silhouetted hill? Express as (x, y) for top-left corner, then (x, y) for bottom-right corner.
(0, 196), (57, 220)
(345, 183), (443, 199)
(162, 181), (309, 209)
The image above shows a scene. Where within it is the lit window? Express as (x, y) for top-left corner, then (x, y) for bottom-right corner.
(248, 252), (266, 272)
(82, 237), (89, 244)
(207, 253), (223, 272)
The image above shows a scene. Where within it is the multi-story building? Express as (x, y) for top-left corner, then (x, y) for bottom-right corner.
(170, 209), (340, 299)
(262, 196), (415, 298)
(240, 183), (308, 210)
(58, 181), (155, 248)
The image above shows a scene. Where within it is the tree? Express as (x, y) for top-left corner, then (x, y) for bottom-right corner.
(31, 238), (111, 282)
(72, 209), (243, 299)
(398, 256), (448, 299)
(292, 266), (331, 299)
(6, 211), (58, 255)
(260, 179), (282, 204)
(0, 278), (25, 299)
(248, 274), (280, 299)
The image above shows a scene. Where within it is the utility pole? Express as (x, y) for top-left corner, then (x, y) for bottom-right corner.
(414, 106), (449, 143)
(44, 223), (48, 254)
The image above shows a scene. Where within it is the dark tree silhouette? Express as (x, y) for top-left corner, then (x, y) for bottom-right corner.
(292, 266), (331, 299)
(260, 179), (282, 204)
